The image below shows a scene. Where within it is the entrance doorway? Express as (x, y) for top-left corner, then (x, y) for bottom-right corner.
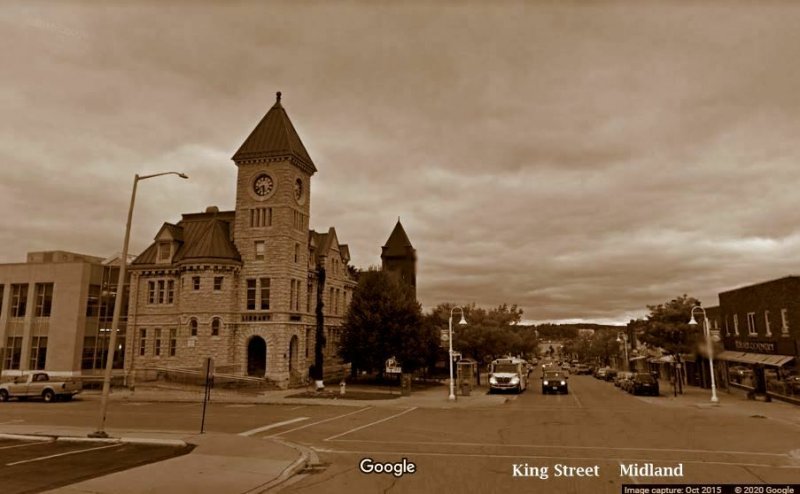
(247, 336), (267, 377)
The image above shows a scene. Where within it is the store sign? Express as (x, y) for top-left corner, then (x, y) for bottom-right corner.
(733, 339), (776, 354)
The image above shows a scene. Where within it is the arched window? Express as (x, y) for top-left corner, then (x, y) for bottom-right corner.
(189, 318), (198, 337)
(211, 318), (221, 336)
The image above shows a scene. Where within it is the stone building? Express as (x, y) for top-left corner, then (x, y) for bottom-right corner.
(125, 93), (357, 387)
(381, 220), (417, 298)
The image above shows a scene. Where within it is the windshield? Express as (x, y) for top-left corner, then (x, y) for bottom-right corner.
(543, 372), (564, 379)
(636, 374), (656, 383)
(493, 364), (519, 373)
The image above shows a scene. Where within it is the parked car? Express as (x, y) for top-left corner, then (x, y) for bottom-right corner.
(614, 371), (635, 388)
(629, 373), (659, 396)
(0, 373), (82, 402)
(541, 370), (569, 394)
(604, 369), (618, 382)
(594, 367), (609, 379)
(574, 364), (592, 375)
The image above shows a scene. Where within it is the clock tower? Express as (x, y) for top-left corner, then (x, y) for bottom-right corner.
(232, 92), (316, 317)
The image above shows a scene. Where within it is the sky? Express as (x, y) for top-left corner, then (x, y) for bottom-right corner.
(2, 2), (800, 324)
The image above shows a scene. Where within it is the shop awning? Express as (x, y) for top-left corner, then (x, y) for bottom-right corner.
(716, 351), (795, 367)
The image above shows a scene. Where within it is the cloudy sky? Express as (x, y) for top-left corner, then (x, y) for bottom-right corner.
(2, 2), (800, 324)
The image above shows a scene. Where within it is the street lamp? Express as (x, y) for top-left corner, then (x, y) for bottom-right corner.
(616, 332), (629, 371)
(689, 305), (719, 404)
(448, 306), (467, 401)
(90, 171), (188, 438)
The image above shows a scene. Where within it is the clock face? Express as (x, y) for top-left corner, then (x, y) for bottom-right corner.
(253, 174), (274, 197)
(294, 178), (303, 201)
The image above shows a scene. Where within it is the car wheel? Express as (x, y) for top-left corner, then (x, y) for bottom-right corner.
(42, 390), (55, 403)
(0, 390), (8, 402)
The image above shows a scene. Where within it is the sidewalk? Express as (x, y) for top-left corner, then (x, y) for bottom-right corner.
(650, 378), (800, 427)
(0, 425), (307, 494)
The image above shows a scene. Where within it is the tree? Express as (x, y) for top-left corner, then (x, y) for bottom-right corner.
(639, 294), (702, 355)
(428, 303), (532, 382)
(339, 268), (434, 375)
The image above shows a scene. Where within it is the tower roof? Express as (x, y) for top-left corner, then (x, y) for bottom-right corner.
(382, 220), (415, 258)
(232, 92), (317, 174)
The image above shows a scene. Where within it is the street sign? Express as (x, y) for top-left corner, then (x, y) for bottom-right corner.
(440, 329), (449, 342)
(385, 357), (402, 374)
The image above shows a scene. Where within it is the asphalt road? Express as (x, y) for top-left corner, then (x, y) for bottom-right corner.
(273, 370), (800, 494)
(1, 370), (799, 494)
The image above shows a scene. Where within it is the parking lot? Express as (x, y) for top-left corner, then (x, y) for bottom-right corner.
(0, 437), (193, 494)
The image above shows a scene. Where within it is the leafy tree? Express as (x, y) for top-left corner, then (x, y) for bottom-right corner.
(339, 268), (435, 375)
(428, 303), (532, 382)
(639, 294), (702, 355)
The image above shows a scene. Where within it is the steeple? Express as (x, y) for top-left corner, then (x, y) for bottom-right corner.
(382, 219), (414, 258)
(232, 92), (317, 174)
(381, 219), (417, 295)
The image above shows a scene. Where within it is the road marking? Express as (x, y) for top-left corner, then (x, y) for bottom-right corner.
(289, 405), (307, 411)
(265, 407), (372, 438)
(0, 441), (54, 451)
(310, 447), (800, 469)
(6, 443), (122, 466)
(324, 407), (418, 442)
(239, 417), (310, 437)
(570, 391), (583, 408)
(323, 438), (791, 458)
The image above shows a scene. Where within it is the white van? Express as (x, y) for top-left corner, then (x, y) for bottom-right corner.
(488, 357), (528, 393)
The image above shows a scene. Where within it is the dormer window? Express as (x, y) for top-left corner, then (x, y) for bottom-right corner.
(157, 242), (172, 262)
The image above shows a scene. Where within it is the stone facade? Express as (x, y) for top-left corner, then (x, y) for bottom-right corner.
(125, 95), (357, 388)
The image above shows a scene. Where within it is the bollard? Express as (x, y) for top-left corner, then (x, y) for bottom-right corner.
(340, 380), (346, 396)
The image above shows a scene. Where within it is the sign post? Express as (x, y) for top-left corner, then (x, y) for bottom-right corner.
(385, 357), (402, 394)
(200, 357), (214, 434)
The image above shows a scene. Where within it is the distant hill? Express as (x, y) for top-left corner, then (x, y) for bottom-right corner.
(516, 323), (624, 340)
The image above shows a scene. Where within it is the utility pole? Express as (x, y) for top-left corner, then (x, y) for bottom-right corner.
(312, 264), (327, 390)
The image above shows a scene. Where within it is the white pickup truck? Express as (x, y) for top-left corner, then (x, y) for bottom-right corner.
(0, 372), (82, 402)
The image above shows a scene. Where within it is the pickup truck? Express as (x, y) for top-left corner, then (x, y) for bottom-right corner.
(0, 372), (82, 402)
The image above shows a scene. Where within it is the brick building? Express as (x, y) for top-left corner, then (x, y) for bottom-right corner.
(125, 93), (357, 387)
(717, 276), (799, 367)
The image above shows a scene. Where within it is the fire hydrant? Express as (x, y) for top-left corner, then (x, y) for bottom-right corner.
(339, 380), (346, 396)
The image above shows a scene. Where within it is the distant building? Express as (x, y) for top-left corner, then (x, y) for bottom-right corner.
(381, 220), (416, 297)
(125, 93), (357, 387)
(0, 251), (129, 377)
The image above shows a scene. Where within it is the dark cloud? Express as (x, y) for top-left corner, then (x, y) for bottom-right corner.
(3, 3), (800, 322)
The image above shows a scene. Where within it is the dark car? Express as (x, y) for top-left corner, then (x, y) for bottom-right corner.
(629, 373), (659, 396)
(604, 369), (618, 382)
(541, 371), (569, 394)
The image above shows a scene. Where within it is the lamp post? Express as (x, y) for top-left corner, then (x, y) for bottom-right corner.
(616, 332), (629, 371)
(689, 305), (719, 404)
(90, 171), (188, 438)
(448, 306), (467, 401)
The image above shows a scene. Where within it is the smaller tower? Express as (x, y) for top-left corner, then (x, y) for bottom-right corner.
(381, 219), (417, 297)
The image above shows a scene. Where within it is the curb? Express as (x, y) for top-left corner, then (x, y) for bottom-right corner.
(0, 433), (54, 442)
(0, 432), (187, 447)
(248, 438), (317, 493)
